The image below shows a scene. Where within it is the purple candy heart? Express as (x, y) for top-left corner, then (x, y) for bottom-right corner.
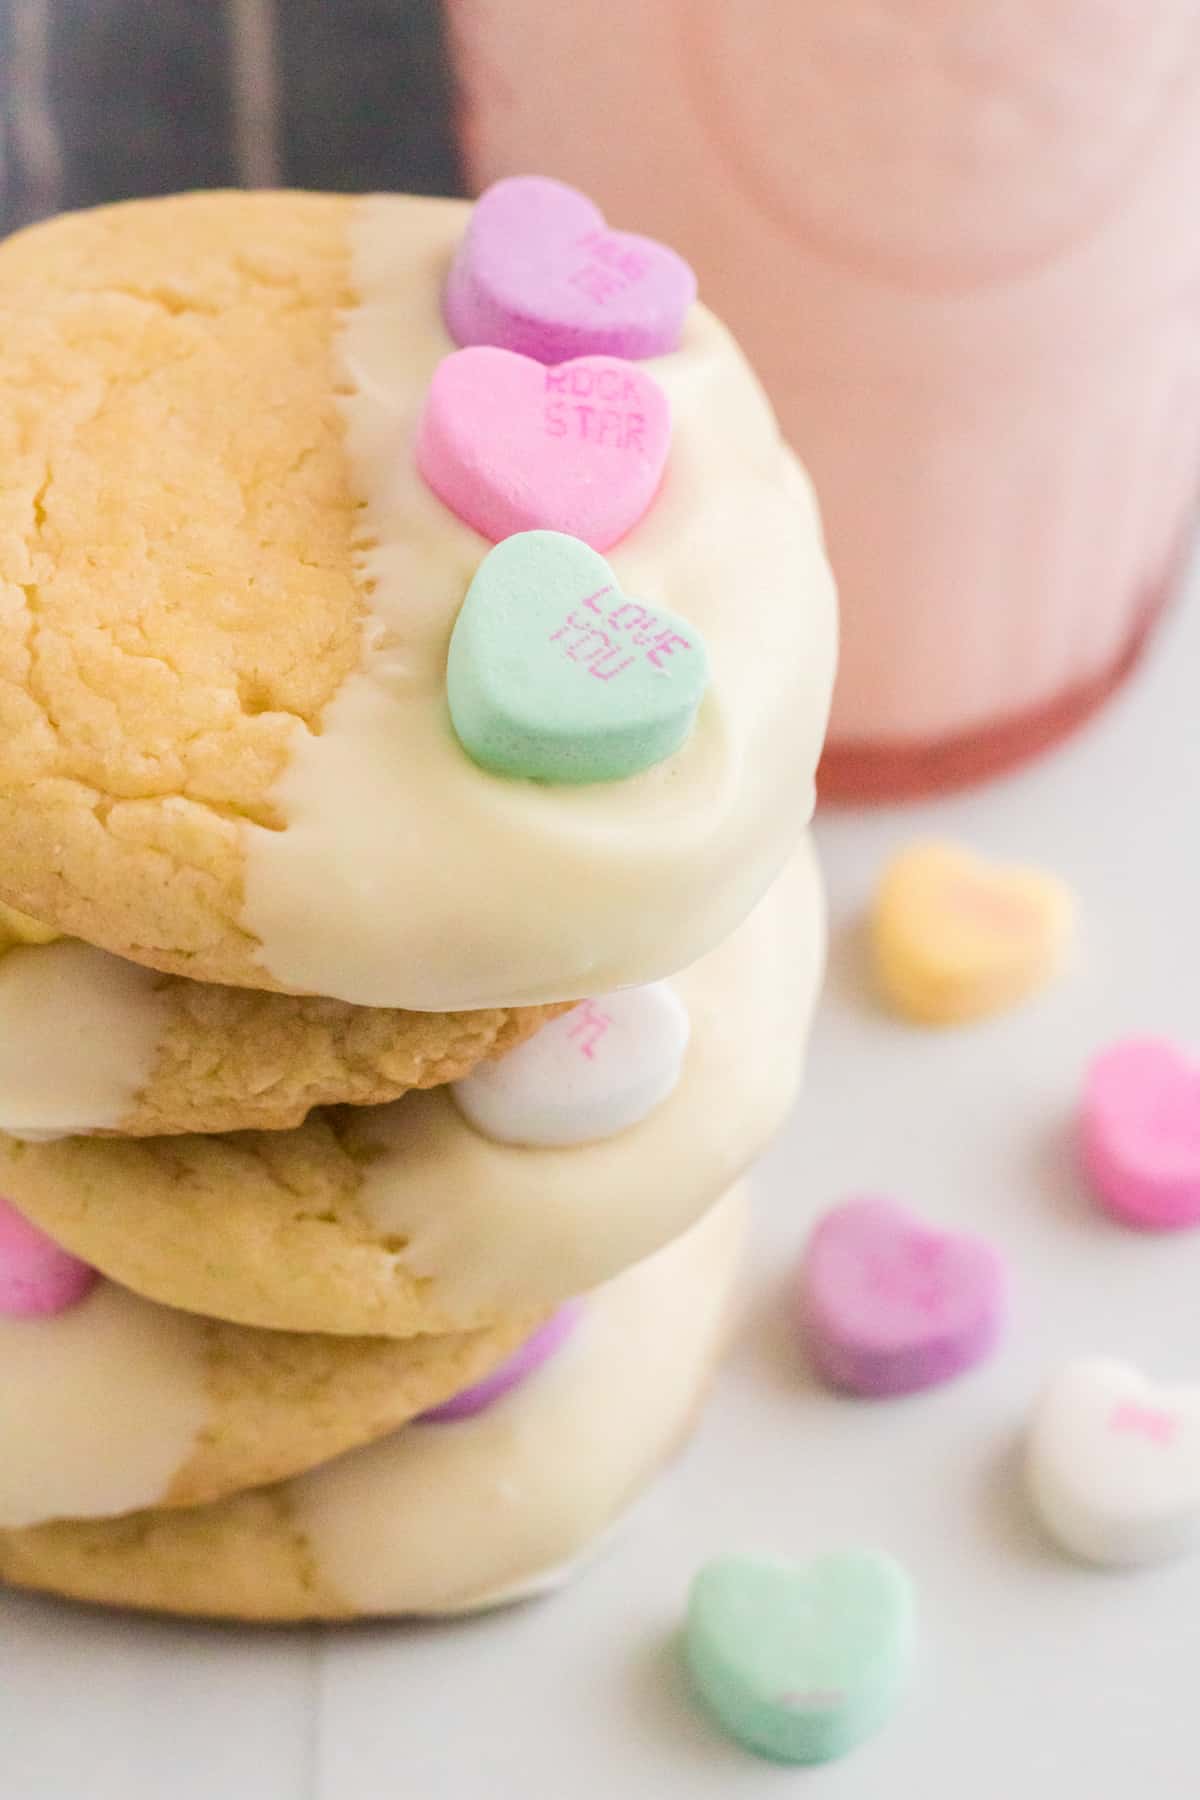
(797, 1197), (1007, 1398)
(444, 176), (697, 365)
(417, 1301), (582, 1424)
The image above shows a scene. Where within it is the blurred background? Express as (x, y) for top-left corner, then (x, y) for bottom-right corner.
(4, 0), (1197, 802)
(0, 0), (462, 231)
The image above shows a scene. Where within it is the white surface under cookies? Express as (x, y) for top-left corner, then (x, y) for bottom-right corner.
(1, 568), (1198, 1797)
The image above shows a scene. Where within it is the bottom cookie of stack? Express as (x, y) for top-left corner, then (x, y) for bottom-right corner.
(0, 1189), (745, 1620)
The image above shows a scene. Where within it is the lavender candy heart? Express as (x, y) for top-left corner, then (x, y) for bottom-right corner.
(444, 176), (697, 365)
(417, 1302), (582, 1423)
(797, 1197), (1008, 1398)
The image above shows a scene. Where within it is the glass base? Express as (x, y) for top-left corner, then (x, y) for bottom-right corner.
(818, 584), (1174, 806)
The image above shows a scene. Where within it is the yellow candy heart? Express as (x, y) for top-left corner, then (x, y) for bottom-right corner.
(871, 842), (1074, 1026)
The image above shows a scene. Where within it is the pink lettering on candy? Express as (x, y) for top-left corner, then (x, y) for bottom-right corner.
(548, 588), (695, 686)
(1109, 1401), (1178, 1445)
(567, 1000), (614, 1061)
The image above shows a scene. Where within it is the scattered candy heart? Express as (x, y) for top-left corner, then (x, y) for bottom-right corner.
(684, 1550), (915, 1765)
(871, 840), (1074, 1026)
(444, 175), (697, 365)
(417, 1303), (582, 1423)
(797, 1197), (1007, 1398)
(417, 346), (670, 551)
(452, 983), (689, 1147)
(0, 1197), (97, 1317)
(446, 530), (708, 784)
(1027, 1357), (1200, 1566)
(1080, 1038), (1200, 1231)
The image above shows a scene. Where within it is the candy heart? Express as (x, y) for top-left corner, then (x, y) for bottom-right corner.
(452, 983), (689, 1147)
(1080, 1038), (1200, 1230)
(417, 1303), (581, 1423)
(1027, 1357), (1200, 1566)
(444, 175), (697, 365)
(797, 1197), (1007, 1397)
(872, 841), (1074, 1026)
(416, 347), (670, 551)
(446, 530), (708, 784)
(0, 1197), (96, 1317)
(685, 1550), (915, 1765)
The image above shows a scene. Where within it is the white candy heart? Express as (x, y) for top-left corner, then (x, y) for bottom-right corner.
(451, 984), (689, 1148)
(1027, 1357), (1200, 1567)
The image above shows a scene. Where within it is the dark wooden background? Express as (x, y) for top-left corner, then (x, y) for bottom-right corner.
(0, 0), (466, 237)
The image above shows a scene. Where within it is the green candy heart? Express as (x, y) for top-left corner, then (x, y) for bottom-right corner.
(446, 530), (709, 784)
(684, 1550), (915, 1766)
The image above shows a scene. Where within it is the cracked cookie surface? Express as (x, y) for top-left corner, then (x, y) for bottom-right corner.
(0, 190), (364, 981)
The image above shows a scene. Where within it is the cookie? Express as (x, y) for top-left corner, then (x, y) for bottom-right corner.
(0, 845), (822, 1336)
(0, 1187), (744, 1619)
(0, 927), (562, 1137)
(0, 1268), (538, 1527)
(0, 189), (834, 1009)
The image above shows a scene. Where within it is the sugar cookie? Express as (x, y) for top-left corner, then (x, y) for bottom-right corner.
(0, 1189), (744, 1619)
(0, 1263), (536, 1527)
(0, 846), (822, 1336)
(0, 191), (834, 1009)
(0, 934), (563, 1138)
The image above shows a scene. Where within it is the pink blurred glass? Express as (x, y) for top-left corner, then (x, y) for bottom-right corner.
(446, 0), (1200, 798)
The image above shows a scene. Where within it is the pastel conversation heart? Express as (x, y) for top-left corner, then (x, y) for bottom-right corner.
(1081, 1039), (1200, 1231)
(452, 984), (689, 1147)
(444, 175), (697, 364)
(1027, 1358), (1200, 1566)
(685, 1550), (915, 1765)
(797, 1197), (1007, 1397)
(0, 1197), (96, 1317)
(417, 347), (670, 551)
(417, 1303), (581, 1423)
(872, 841), (1074, 1026)
(446, 530), (708, 784)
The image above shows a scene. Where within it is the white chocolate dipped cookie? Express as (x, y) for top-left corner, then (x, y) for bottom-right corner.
(0, 189), (835, 1009)
(0, 1188), (745, 1619)
(0, 902), (562, 1138)
(0, 846), (822, 1336)
(0, 1206), (539, 1528)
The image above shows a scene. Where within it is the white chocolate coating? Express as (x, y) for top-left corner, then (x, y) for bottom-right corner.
(0, 941), (166, 1137)
(351, 840), (821, 1312)
(239, 194), (836, 1008)
(0, 1282), (206, 1528)
(296, 1184), (745, 1615)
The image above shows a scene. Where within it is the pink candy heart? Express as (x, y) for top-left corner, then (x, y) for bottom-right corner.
(0, 1196), (97, 1317)
(1081, 1038), (1200, 1230)
(444, 175), (697, 365)
(416, 346), (671, 551)
(797, 1197), (1007, 1398)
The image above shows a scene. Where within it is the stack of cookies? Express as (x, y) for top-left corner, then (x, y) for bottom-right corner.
(0, 180), (835, 1621)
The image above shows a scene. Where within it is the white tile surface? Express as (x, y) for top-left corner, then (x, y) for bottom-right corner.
(2, 569), (1198, 1798)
